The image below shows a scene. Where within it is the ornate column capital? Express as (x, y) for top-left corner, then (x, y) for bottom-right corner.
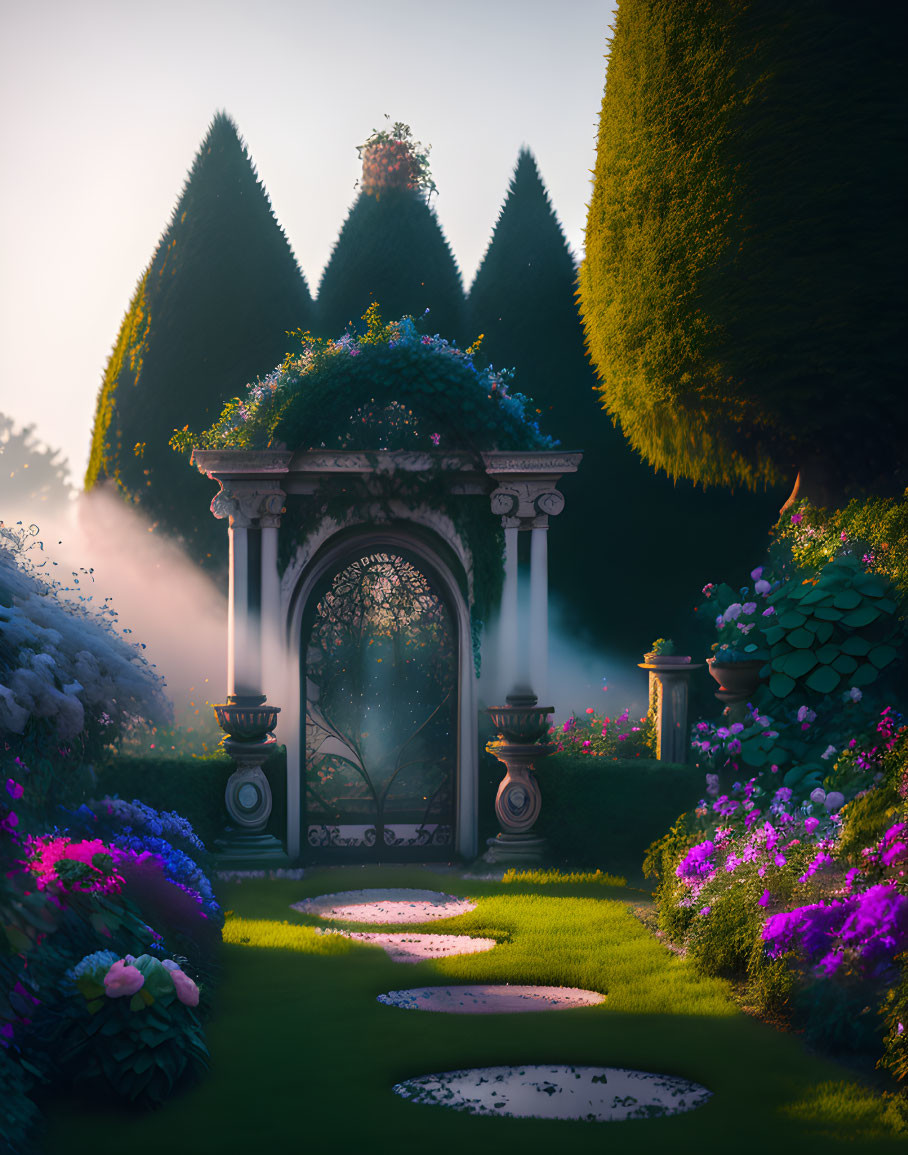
(210, 480), (286, 528)
(489, 481), (565, 529)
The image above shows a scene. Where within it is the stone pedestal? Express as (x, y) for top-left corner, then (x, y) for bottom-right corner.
(213, 702), (288, 867)
(638, 658), (702, 763)
(484, 695), (553, 866)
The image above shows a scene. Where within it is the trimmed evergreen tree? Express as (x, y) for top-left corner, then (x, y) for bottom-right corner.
(468, 149), (596, 451)
(468, 148), (781, 658)
(579, 0), (907, 510)
(85, 112), (312, 567)
(317, 125), (464, 341)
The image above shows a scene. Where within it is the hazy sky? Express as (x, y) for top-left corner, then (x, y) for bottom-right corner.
(0, 0), (617, 489)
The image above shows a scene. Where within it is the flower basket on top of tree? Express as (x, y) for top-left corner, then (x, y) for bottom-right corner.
(357, 119), (436, 200)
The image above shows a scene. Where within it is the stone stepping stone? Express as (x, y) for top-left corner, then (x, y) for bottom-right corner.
(378, 985), (605, 1013)
(393, 1064), (711, 1121)
(291, 888), (475, 924)
(318, 931), (496, 963)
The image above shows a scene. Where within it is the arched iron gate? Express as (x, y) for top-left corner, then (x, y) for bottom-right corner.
(301, 548), (457, 861)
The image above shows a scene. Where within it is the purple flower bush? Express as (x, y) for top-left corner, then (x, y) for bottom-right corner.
(763, 884), (908, 982)
(648, 714), (908, 1069)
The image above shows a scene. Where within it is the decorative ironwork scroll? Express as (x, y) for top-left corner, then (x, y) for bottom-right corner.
(302, 550), (456, 861)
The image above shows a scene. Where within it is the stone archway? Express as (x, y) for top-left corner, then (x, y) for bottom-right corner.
(192, 447), (582, 866)
(285, 525), (477, 863)
(297, 541), (459, 862)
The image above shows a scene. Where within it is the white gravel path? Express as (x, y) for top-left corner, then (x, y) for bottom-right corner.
(315, 931), (496, 963)
(291, 888), (475, 923)
(394, 1065), (712, 1121)
(377, 985), (605, 1013)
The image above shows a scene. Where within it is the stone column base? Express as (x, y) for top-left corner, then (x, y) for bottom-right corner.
(214, 827), (290, 868)
(482, 832), (547, 866)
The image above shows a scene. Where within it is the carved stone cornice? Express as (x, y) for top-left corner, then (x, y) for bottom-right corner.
(287, 449), (482, 475)
(482, 451), (583, 477)
(191, 449), (293, 477)
(210, 479), (287, 529)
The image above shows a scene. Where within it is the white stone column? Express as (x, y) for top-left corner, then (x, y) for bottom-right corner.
(227, 522), (247, 699)
(260, 494), (284, 705)
(529, 525), (548, 702)
(499, 524), (519, 698)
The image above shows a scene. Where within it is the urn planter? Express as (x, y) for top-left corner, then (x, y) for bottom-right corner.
(706, 658), (764, 698)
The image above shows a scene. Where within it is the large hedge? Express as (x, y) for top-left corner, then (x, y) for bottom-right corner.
(468, 149), (595, 452)
(468, 147), (782, 656)
(85, 112), (312, 570)
(317, 188), (465, 343)
(579, 0), (907, 508)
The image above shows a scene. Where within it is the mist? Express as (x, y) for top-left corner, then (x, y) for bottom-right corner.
(1, 483), (227, 734)
(478, 589), (648, 724)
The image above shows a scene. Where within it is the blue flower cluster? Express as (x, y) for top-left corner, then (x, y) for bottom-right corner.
(65, 949), (119, 983)
(99, 798), (205, 852)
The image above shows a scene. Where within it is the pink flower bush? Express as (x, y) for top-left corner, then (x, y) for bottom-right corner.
(170, 969), (200, 1007)
(103, 960), (145, 998)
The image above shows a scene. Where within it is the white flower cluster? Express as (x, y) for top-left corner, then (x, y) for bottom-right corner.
(0, 537), (171, 741)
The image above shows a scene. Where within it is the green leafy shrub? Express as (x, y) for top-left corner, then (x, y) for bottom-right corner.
(838, 784), (903, 866)
(879, 956), (908, 1085)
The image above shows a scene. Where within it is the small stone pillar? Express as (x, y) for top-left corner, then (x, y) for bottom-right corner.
(638, 656), (702, 764)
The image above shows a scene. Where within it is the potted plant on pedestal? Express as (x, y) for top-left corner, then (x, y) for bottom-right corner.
(699, 567), (778, 701)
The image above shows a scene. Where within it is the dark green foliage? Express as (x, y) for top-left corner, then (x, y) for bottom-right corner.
(85, 112), (312, 570)
(579, 0), (908, 502)
(316, 188), (465, 342)
(0, 1043), (41, 1154)
(531, 757), (703, 876)
(762, 557), (902, 701)
(793, 973), (886, 1057)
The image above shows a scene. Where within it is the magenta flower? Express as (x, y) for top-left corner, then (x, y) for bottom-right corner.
(5, 779), (23, 800)
(104, 960), (145, 998)
(758, 890), (771, 908)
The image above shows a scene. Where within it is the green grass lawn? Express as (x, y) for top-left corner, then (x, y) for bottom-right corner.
(43, 867), (905, 1154)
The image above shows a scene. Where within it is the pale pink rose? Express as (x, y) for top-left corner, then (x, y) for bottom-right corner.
(104, 959), (145, 998)
(170, 969), (200, 1007)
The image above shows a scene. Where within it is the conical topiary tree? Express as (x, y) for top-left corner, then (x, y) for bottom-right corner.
(316, 122), (464, 342)
(467, 149), (597, 453)
(85, 112), (312, 569)
(467, 148), (783, 659)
